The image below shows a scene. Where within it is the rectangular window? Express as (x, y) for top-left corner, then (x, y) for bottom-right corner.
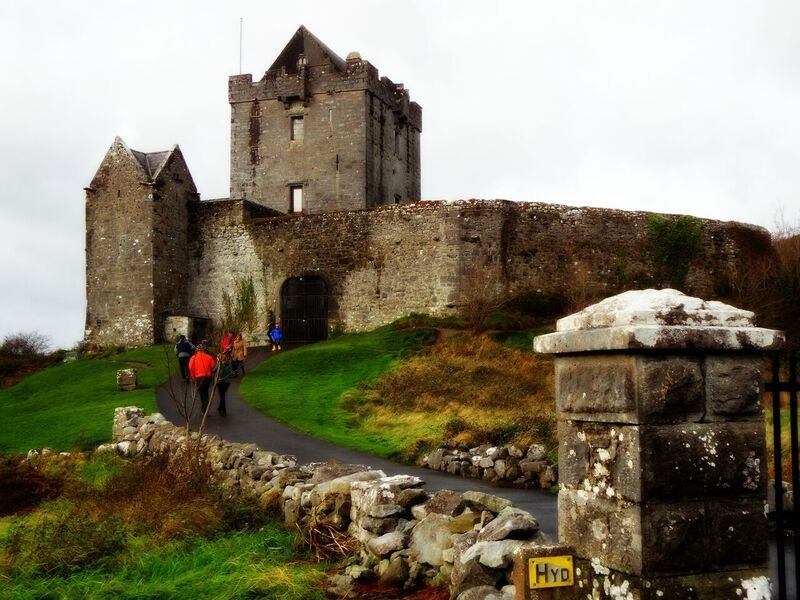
(394, 129), (401, 154)
(291, 116), (304, 141)
(290, 185), (303, 213)
(394, 194), (402, 205)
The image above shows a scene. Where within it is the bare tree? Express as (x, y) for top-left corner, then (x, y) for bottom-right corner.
(1, 331), (51, 356)
(458, 257), (507, 332)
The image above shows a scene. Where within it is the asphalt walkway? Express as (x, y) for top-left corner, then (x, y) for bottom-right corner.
(156, 346), (559, 536)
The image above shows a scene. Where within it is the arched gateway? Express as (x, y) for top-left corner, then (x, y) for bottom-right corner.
(280, 276), (329, 343)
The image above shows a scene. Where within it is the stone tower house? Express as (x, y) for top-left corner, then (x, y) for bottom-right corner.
(85, 137), (198, 346)
(228, 26), (422, 212)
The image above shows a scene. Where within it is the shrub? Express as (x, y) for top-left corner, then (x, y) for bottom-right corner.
(0, 331), (51, 356)
(221, 274), (259, 334)
(646, 214), (703, 289)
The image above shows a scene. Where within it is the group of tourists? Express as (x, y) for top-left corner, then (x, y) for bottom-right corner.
(175, 331), (247, 417)
(174, 323), (283, 418)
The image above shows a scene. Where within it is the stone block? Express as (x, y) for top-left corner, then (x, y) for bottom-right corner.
(635, 355), (704, 421)
(638, 422), (767, 502)
(555, 356), (636, 416)
(560, 421), (766, 503)
(704, 355), (764, 418)
(639, 501), (707, 575)
(560, 489), (768, 577)
(116, 369), (138, 391)
(558, 489), (642, 574)
(705, 497), (769, 569)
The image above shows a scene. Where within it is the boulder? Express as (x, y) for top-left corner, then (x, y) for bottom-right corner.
(456, 586), (505, 600)
(461, 539), (527, 569)
(408, 513), (455, 567)
(378, 553), (410, 585)
(367, 531), (407, 557)
(477, 507), (539, 542)
(450, 531), (500, 597)
(309, 462), (374, 484)
(462, 491), (512, 514)
(526, 444), (547, 461)
(417, 489), (464, 518)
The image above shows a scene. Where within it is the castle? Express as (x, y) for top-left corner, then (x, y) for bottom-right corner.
(85, 27), (770, 347)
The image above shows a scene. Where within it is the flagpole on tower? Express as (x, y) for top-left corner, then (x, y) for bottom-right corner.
(239, 17), (243, 74)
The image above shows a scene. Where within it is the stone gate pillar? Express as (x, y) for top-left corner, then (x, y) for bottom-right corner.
(534, 289), (783, 599)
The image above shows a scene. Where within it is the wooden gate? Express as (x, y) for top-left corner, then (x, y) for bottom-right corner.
(280, 276), (329, 343)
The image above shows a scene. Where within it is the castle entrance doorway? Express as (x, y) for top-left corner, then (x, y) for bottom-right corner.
(280, 276), (329, 343)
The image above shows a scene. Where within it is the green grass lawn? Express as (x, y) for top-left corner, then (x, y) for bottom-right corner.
(1, 526), (327, 600)
(0, 346), (171, 456)
(239, 325), (437, 457)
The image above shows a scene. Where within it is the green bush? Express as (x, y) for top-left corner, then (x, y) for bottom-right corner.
(646, 214), (704, 289)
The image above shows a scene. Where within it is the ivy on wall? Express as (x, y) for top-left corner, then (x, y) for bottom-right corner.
(222, 274), (258, 333)
(646, 214), (704, 290)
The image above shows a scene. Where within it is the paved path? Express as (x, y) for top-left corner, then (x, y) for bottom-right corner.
(156, 346), (559, 536)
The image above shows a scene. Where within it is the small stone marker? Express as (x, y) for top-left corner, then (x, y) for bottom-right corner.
(512, 545), (576, 600)
(116, 368), (138, 391)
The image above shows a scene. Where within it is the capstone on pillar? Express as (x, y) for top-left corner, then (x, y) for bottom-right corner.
(534, 289), (784, 599)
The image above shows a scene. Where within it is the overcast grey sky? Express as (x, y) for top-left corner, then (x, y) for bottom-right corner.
(1, 1), (798, 349)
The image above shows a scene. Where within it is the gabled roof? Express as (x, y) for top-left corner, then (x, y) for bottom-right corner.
(110, 136), (177, 182)
(267, 25), (347, 75)
(130, 148), (172, 180)
(89, 137), (190, 189)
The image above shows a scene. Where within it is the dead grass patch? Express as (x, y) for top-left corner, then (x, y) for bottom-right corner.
(347, 333), (556, 459)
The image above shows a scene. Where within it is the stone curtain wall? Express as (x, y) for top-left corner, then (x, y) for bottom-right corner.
(109, 407), (549, 599)
(186, 200), (769, 335)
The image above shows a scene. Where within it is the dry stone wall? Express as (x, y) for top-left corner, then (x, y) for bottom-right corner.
(422, 442), (558, 490)
(105, 407), (552, 599)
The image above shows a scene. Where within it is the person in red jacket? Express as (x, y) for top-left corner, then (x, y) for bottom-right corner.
(221, 331), (235, 353)
(188, 341), (216, 414)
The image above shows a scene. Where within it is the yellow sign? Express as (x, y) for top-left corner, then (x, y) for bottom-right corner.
(528, 555), (574, 589)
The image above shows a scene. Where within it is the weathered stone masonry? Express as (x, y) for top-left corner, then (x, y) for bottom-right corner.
(229, 26), (421, 212)
(534, 289), (782, 598)
(185, 198), (769, 337)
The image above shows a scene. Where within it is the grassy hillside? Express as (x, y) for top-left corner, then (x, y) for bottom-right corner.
(0, 346), (169, 456)
(345, 331), (556, 461)
(240, 325), (556, 461)
(239, 325), (438, 457)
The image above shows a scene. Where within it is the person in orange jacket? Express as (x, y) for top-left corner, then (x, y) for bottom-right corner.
(188, 341), (216, 414)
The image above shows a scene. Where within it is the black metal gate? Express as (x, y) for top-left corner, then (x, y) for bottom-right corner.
(766, 351), (799, 599)
(280, 276), (329, 343)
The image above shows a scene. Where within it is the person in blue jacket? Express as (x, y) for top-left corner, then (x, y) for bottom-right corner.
(269, 322), (283, 351)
